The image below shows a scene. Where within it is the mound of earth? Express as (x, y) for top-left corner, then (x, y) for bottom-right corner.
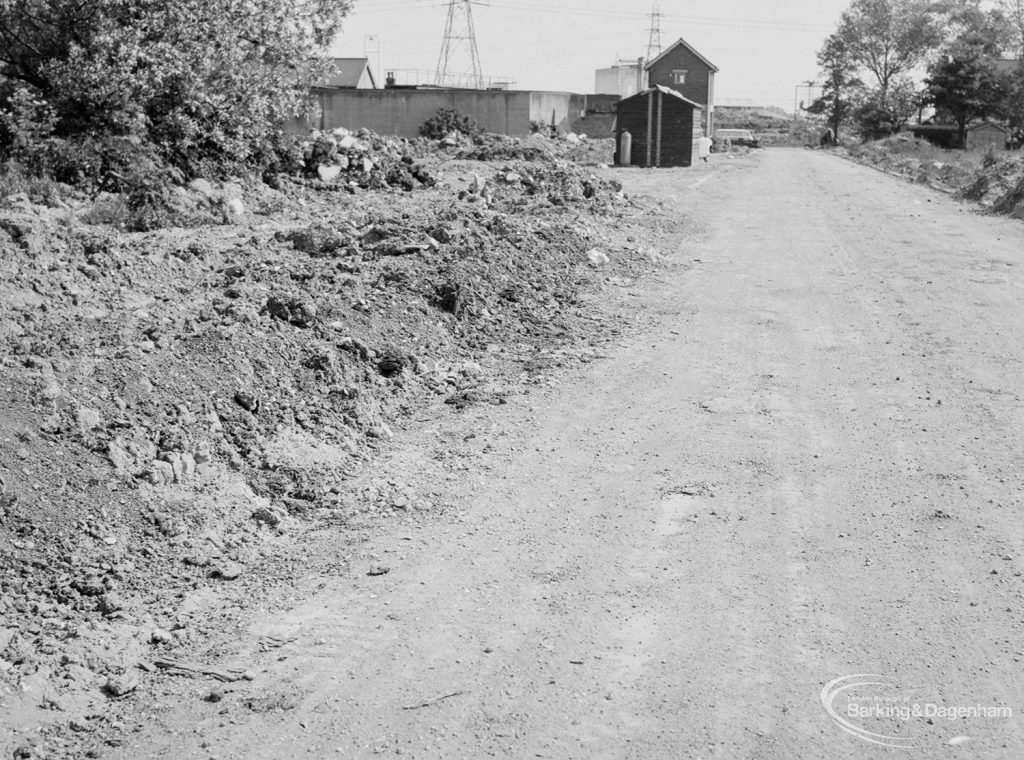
(0, 135), (679, 758)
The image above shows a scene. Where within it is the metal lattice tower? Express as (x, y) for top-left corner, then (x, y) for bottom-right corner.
(646, 2), (663, 61)
(435, 0), (485, 89)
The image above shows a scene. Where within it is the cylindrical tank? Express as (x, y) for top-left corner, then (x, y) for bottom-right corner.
(618, 129), (632, 166)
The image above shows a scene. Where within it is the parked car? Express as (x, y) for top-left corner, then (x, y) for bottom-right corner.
(712, 128), (760, 150)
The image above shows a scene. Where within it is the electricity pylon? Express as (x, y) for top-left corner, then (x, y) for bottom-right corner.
(435, 0), (485, 89)
(646, 2), (663, 61)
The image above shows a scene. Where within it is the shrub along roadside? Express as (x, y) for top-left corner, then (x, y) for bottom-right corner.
(0, 0), (354, 221)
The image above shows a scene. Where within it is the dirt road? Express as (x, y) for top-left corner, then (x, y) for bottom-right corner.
(116, 149), (1024, 759)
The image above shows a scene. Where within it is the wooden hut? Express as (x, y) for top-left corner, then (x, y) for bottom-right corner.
(966, 121), (1009, 151)
(614, 86), (703, 168)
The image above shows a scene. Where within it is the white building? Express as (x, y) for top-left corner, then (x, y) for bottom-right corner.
(595, 59), (645, 99)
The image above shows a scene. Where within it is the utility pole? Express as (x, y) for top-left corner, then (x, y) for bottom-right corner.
(435, 0), (486, 89)
(363, 35), (380, 86)
(793, 80), (819, 122)
(646, 2), (663, 62)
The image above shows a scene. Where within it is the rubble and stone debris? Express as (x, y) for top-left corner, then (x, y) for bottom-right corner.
(0, 129), (671, 755)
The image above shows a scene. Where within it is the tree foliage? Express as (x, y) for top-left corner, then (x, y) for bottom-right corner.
(836, 0), (944, 105)
(0, 0), (352, 177)
(925, 49), (1006, 144)
(808, 32), (863, 138)
(997, 0), (1024, 56)
(851, 78), (922, 139)
(936, 0), (1013, 56)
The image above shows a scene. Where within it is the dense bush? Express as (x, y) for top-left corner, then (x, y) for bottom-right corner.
(420, 108), (481, 140)
(0, 1), (353, 181)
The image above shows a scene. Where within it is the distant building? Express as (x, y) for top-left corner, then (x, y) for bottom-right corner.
(966, 120), (1010, 151)
(910, 120), (1010, 150)
(316, 58), (378, 89)
(595, 58), (646, 99)
(645, 37), (718, 135)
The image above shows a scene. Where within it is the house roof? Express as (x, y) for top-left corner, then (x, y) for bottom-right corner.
(616, 85), (704, 110)
(644, 38), (719, 73)
(323, 58), (377, 88)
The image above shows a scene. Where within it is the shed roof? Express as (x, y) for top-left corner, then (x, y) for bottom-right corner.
(644, 38), (719, 73)
(616, 85), (704, 111)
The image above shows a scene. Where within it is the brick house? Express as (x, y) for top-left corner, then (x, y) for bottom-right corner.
(645, 38), (718, 136)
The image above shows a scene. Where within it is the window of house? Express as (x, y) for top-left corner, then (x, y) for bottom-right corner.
(672, 70), (688, 84)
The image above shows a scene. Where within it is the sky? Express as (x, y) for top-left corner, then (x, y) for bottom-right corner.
(332, 0), (856, 112)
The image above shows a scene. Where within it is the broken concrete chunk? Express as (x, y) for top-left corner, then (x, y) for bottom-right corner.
(317, 165), (342, 182)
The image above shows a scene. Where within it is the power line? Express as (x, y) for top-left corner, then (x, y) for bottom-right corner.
(353, 0), (835, 31)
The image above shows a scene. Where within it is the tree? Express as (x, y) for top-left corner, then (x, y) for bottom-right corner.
(997, 60), (1024, 134)
(836, 0), (944, 107)
(925, 49), (1006, 146)
(997, 0), (1024, 56)
(0, 0), (352, 176)
(850, 78), (921, 139)
(808, 32), (863, 138)
(934, 0), (1013, 56)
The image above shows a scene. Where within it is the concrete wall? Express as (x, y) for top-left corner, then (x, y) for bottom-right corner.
(569, 94), (620, 136)
(529, 92), (572, 132)
(295, 88), (572, 139)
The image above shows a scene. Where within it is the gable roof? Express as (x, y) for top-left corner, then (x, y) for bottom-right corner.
(644, 38), (719, 73)
(616, 85), (704, 110)
(321, 58), (377, 88)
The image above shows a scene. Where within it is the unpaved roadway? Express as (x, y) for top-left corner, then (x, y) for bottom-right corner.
(118, 149), (1024, 759)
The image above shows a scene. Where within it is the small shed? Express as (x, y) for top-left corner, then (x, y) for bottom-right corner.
(966, 121), (1009, 151)
(614, 86), (703, 168)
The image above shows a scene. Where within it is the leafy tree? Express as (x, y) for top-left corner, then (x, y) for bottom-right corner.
(808, 32), (863, 138)
(850, 79), (921, 139)
(934, 0), (1013, 56)
(925, 49), (1006, 146)
(997, 60), (1024, 132)
(836, 0), (944, 107)
(0, 0), (352, 177)
(997, 0), (1024, 56)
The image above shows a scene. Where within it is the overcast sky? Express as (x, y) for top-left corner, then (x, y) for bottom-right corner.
(333, 0), (855, 110)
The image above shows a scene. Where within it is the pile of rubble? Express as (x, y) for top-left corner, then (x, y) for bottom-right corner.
(0, 131), (664, 756)
(290, 127), (436, 191)
(957, 154), (1024, 217)
(842, 136), (1024, 217)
